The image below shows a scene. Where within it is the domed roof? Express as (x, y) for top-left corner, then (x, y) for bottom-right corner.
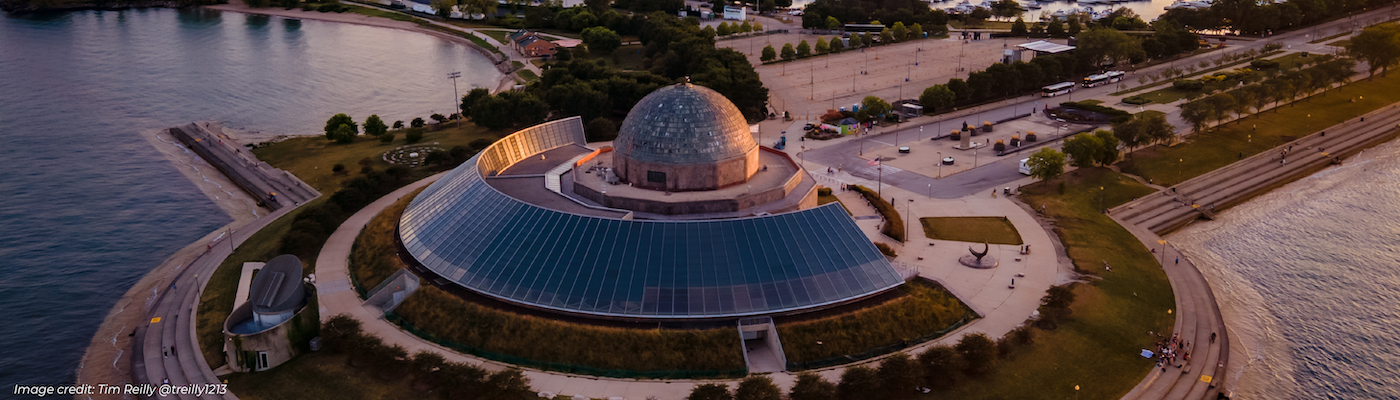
(614, 83), (757, 165)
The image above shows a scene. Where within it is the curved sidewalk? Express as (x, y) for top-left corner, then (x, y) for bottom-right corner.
(314, 172), (1064, 399)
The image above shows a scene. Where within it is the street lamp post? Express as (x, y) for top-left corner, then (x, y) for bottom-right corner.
(906, 199), (914, 241)
(937, 151), (942, 178)
(448, 71), (462, 125)
(927, 183), (932, 198)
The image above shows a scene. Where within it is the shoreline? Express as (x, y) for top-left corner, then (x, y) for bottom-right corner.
(204, 1), (517, 94)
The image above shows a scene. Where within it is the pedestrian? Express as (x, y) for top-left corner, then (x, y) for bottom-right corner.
(171, 346), (177, 357)
(1175, 257), (1180, 265)
(1211, 332), (1217, 343)
(163, 348), (168, 358)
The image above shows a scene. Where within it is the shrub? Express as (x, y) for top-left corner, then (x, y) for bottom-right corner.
(837, 366), (880, 400)
(331, 163), (346, 174)
(993, 140), (1005, 152)
(379, 132), (395, 143)
(874, 242), (897, 258)
(1025, 132), (1037, 142)
(1122, 95), (1151, 105)
(877, 353), (921, 398)
(404, 128), (424, 144)
(689, 383), (733, 400)
(955, 332), (998, 375)
(779, 280), (971, 365)
(735, 376), (781, 400)
(789, 373), (839, 400)
(1172, 79), (1205, 91)
(818, 187), (833, 196)
(1250, 59), (1280, 70)
(916, 344), (965, 389)
(849, 185), (904, 242)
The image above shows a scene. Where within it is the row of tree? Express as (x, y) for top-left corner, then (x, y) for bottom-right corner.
(916, 52), (1097, 112)
(1023, 112), (1174, 181)
(759, 23), (925, 62)
(1179, 57), (1356, 134)
(712, 20), (765, 36)
(323, 113), (429, 144)
(800, 0), (950, 32)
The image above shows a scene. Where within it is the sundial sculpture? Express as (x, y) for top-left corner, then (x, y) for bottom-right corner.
(958, 241), (999, 269)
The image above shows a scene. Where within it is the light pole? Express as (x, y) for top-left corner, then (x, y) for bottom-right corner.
(927, 183), (932, 198)
(973, 149), (978, 168)
(937, 151), (942, 178)
(448, 71), (462, 125)
(906, 199), (914, 241)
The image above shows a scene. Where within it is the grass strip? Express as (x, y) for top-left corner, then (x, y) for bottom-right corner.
(817, 193), (852, 215)
(778, 280), (974, 367)
(928, 168), (1173, 400)
(1112, 50), (1283, 96)
(252, 123), (496, 193)
(920, 216), (1024, 245)
(1308, 31), (1351, 44)
(1118, 72), (1400, 186)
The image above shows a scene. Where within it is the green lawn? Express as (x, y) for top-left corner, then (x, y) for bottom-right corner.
(1118, 72), (1400, 186)
(343, 4), (418, 23)
(1113, 50), (1283, 96)
(1308, 31), (1351, 44)
(481, 29), (511, 43)
(1271, 52), (1309, 70)
(252, 123), (497, 193)
(920, 216), (1023, 245)
(196, 200), (316, 367)
(818, 193), (852, 215)
(226, 352), (417, 400)
(779, 280), (974, 368)
(518, 69), (539, 82)
(1136, 86), (1190, 104)
(1329, 38), (1351, 47)
(926, 168), (1173, 400)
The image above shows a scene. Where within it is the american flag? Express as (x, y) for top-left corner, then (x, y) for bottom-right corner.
(868, 158), (880, 166)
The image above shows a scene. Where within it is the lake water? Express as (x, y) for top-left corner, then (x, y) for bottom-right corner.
(0, 8), (497, 387)
(1172, 139), (1400, 398)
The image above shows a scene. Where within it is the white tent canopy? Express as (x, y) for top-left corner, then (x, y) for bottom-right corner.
(1017, 40), (1076, 54)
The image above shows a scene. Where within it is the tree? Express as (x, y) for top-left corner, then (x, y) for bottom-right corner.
(797, 40), (811, 58)
(946, 78), (970, 102)
(815, 37), (830, 54)
(892, 21), (908, 41)
(1011, 17), (1027, 36)
(461, 87), (490, 118)
(392, 120), (404, 129)
(761, 45), (777, 62)
(956, 332), (998, 375)
(789, 372), (839, 400)
(735, 376), (781, 400)
(1062, 132), (1103, 167)
(324, 113), (357, 140)
(1067, 17), (1081, 36)
(861, 32), (874, 47)
(689, 383), (732, 400)
(1208, 93), (1237, 127)
(861, 96), (893, 118)
(739, 20), (753, 33)
(1042, 17), (1062, 37)
(911, 23), (923, 39)
(1346, 23), (1400, 79)
(878, 353), (921, 398)
(837, 366), (880, 400)
(825, 16), (841, 30)
(1112, 115), (1144, 157)
(831, 36), (846, 52)
(917, 344), (965, 389)
(585, 117), (617, 141)
(582, 26), (622, 55)
(364, 115), (388, 136)
(1026, 147), (1066, 181)
(880, 27), (894, 44)
(584, 0), (608, 14)
(1093, 129), (1120, 165)
(430, 0), (455, 17)
(480, 369), (533, 399)
(991, 0), (1020, 20)
(410, 117), (425, 128)
(1077, 27), (1143, 66)
(781, 43), (796, 61)
(753, 21), (764, 32)
(333, 123), (356, 144)
(1179, 99), (1211, 134)
(967, 7), (992, 27)
(717, 21), (732, 36)
(919, 85), (955, 112)
(1140, 109), (1176, 146)
(1230, 88), (1256, 120)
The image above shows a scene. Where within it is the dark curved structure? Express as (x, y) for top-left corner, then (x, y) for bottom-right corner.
(399, 87), (904, 320)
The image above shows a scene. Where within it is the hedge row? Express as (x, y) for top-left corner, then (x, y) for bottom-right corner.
(850, 184), (905, 242)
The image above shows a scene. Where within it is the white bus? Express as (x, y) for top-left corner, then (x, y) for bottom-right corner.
(1083, 71), (1126, 88)
(1041, 82), (1075, 97)
(1019, 158), (1032, 175)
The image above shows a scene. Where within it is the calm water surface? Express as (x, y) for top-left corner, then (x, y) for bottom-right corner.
(1172, 139), (1400, 399)
(0, 8), (497, 387)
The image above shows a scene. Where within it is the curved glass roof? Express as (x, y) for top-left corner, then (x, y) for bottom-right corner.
(398, 118), (903, 319)
(614, 83), (757, 165)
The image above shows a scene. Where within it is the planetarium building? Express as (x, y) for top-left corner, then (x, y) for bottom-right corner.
(398, 83), (904, 320)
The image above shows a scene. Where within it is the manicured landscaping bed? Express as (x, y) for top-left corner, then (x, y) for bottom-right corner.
(1119, 72), (1400, 186)
(252, 123), (496, 192)
(920, 216), (1023, 245)
(778, 279), (975, 370)
(850, 184), (905, 242)
(924, 167), (1173, 400)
